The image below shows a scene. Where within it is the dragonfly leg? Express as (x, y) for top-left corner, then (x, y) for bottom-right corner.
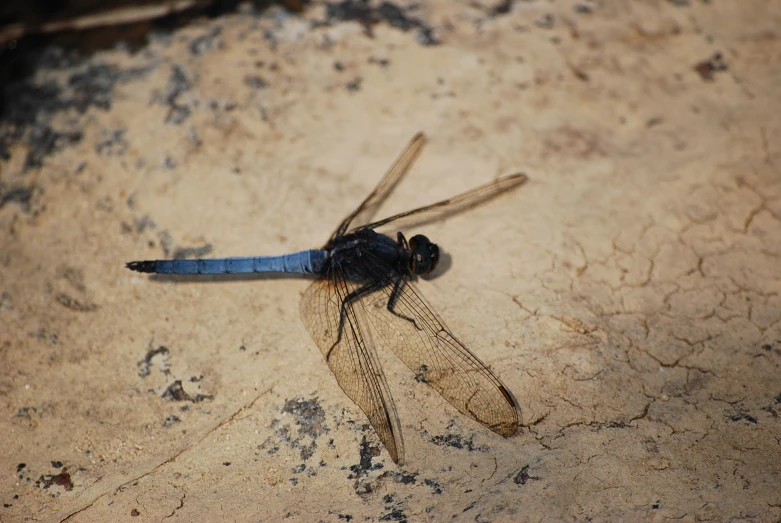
(326, 280), (386, 361)
(387, 277), (422, 331)
(396, 231), (409, 250)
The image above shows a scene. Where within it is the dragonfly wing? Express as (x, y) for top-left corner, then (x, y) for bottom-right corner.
(351, 173), (527, 234)
(331, 132), (426, 241)
(360, 253), (520, 437)
(300, 270), (405, 464)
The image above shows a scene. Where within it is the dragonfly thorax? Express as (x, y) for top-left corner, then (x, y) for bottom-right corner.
(408, 234), (439, 275)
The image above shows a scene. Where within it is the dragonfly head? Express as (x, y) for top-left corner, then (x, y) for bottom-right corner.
(408, 234), (439, 275)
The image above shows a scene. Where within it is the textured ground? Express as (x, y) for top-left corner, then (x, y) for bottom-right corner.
(1, 1), (780, 521)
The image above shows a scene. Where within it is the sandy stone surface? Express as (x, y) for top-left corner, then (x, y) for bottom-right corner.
(2, 1), (780, 521)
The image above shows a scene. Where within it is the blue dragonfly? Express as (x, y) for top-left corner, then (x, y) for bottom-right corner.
(127, 133), (527, 464)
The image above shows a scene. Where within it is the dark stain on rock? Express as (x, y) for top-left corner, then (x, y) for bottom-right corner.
(490, 0), (515, 16)
(282, 397), (327, 439)
(132, 215), (156, 234)
(137, 345), (170, 378)
(36, 327), (59, 345)
(368, 56), (390, 67)
(162, 380), (191, 401)
(423, 478), (442, 494)
(348, 435), (382, 479)
(163, 415), (181, 427)
(244, 75), (269, 89)
(346, 77), (362, 91)
(189, 27), (222, 56)
(55, 293), (98, 312)
(321, 0), (439, 45)
(379, 507), (408, 522)
(472, 0), (516, 18)
(0, 185), (35, 211)
(726, 410), (758, 425)
(58, 266), (87, 293)
(68, 64), (152, 113)
(513, 464), (541, 486)
(276, 397), (327, 461)
(429, 433), (487, 452)
(162, 380), (213, 402)
(379, 492), (410, 522)
(36, 468), (74, 491)
(392, 471), (417, 484)
(12, 406), (38, 425)
(95, 129), (128, 156)
(24, 126), (83, 170)
(693, 51), (727, 81)
(160, 64), (193, 125)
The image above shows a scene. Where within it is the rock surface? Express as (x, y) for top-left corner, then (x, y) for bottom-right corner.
(1, 1), (780, 521)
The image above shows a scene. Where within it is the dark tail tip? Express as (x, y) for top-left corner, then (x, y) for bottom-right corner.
(126, 261), (155, 273)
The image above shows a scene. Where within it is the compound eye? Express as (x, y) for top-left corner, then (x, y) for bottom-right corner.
(409, 234), (439, 275)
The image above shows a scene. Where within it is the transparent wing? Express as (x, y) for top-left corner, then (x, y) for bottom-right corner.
(351, 173), (528, 234)
(299, 270), (405, 464)
(360, 252), (520, 437)
(331, 132), (426, 241)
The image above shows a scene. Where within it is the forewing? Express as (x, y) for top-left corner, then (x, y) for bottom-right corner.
(361, 254), (520, 437)
(299, 271), (405, 464)
(331, 132), (426, 241)
(352, 173), (527, 233)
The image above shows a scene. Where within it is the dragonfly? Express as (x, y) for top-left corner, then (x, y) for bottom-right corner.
(127, 132), (527, 465)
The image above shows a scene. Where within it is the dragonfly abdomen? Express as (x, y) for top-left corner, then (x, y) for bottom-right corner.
(126, 250), (328, 275)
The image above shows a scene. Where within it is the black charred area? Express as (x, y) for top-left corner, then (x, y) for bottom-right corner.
(0, 0), (435, 170)
(0, 1), (311, 167)
(0, 47), (151, 169)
